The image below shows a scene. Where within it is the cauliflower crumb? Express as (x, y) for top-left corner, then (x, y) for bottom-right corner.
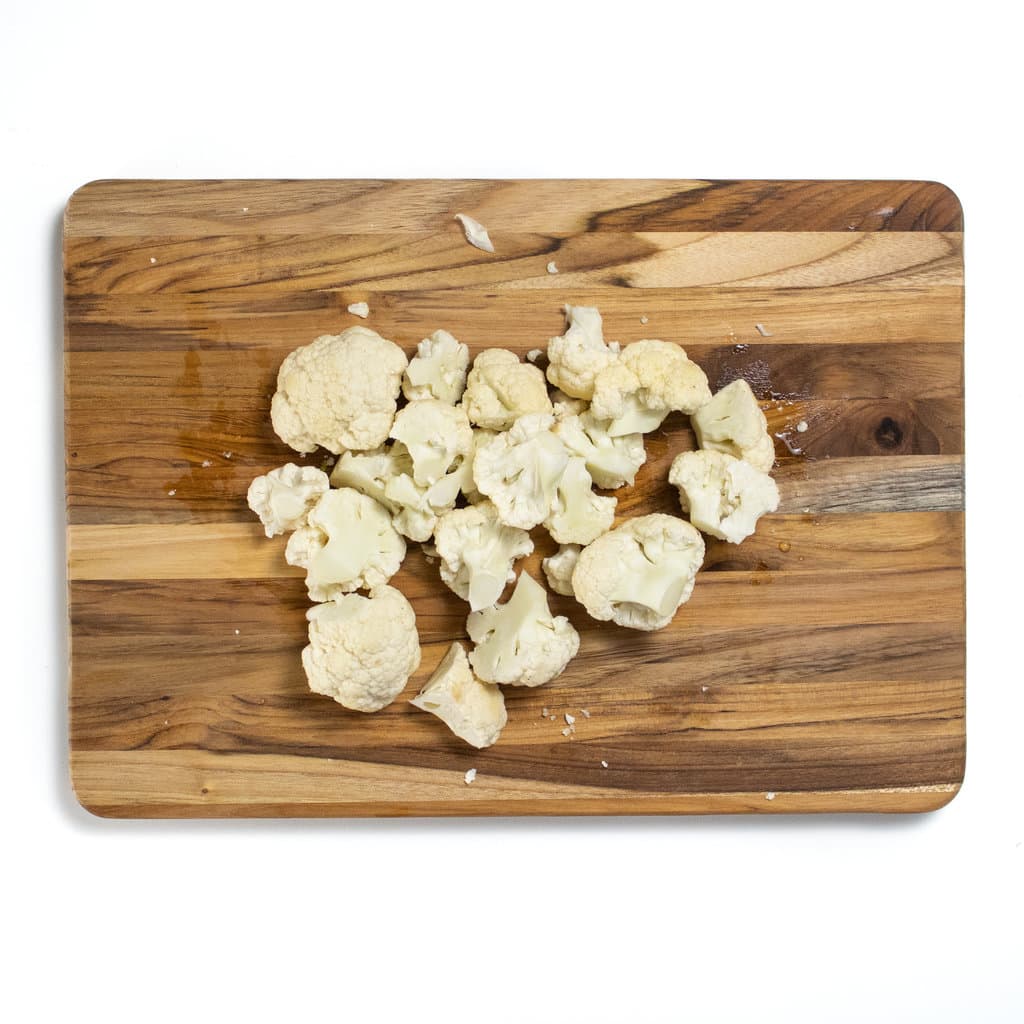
(149, 257), (157, 264)
(167, 489), (176, 496)
(755, 323), (772, 337)
(640, 315), (649, 325)
(796, 420), (808, 433)
(454, 213), (495, 253)
(601, 760), (609, 768)
(201, 459), (212, 468)
(580, 709), (591, 719)
(347, 302), (370, 319)
(564, 713), (576, 726)
(526, 349), (544, 363)
(701, 685), (710, 693)
(464, 768), (478, 785)
(223, 451), (233, 459)
(547, 261), (558, 274)
(234, 629), (240, 635)
(561, 726), (574, 737)
(542, 707), (549, 717)
(765, 792), (777, 801)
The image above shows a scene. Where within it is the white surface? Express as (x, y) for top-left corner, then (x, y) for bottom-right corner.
(2, 2), (1020, 1021)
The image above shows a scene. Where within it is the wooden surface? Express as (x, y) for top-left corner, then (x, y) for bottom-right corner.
(64, 179), (965, 817)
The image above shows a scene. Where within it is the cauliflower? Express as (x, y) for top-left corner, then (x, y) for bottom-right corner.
(402, 329), (470, 405)
(572, 514), (705, 631)
(691, 378), (775, 472)
(467, 572), (580, 686)
(285, 487), (406, 601)
(409, 641), (507, 748)
(459, 428), (498, 505)
(544, 457), (616, 545)
(303, 586), (421, 712)
(463, 349), (553, 429)
(271, 328), (407, 453)
(550, 389), (588, 420)
(553, 410), (647, 489)
(546, 304), (619, 399)
(390, 399), (473, 486)
(668, 449), (779, 544)
(542, 544), (581, 597)
(433, 501), (534, 611)
(591, 339), (711, 436)
(330, 444), (408, 512)
(246, 463), (329, 537)
(471, 413), (569, 529)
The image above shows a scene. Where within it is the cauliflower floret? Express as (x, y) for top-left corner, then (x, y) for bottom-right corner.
(330, 444), (408, 512)
(471, 413), (569, 529)
(409, 641), (507, 748)
(691, 378), (776, 472)
(434, 501), (534, 611)
(402, 330), (470, 405)
(463, 349), (553, 430)
(591, 339), (711, 436)
(544, 457), (616, 545)
(303, 586), (421, 712)
(285, 487), (406, 601)
(271, 328), (407, 453)
(542, 544), (581, 597)
(668, 449), (779, 544)
(550, 389), (588, 420)
(553, 410), (647, 489)
(460, 428), (498, 505)
(467, 572), (580, 687)
(390, 399), (473, 486)
(546, 304), (619, 399)
(572, 514), (705, 631)
(246, 463), (329, 537)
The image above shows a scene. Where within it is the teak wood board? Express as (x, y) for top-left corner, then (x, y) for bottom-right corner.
(64, 179), (965, 817)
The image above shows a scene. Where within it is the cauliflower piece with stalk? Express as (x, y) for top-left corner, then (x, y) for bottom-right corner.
(572, 514), (705, 631)
(467, 572), (580, 686)
(390, 399), (473, 487)
(553, 410), (647, 489)
(471, 413), (569, 529)
(285, 488), (406, 601)
(409, 642), (507, 748)
(691, 378), (776, 472)
(246, 463), (329, 537)
(303, 586), (421, 712)
(402, 330), (470, 405)
(271, 327), (407, 453)
(542, 544), (581, 597)
(668, 449), (779, 544)
(546, 304), (620, 400)
(463, 349), (552, 429)
(544, 457), (616, 545)
(591, 339), (711, 436)
(433, 501), (534, 611)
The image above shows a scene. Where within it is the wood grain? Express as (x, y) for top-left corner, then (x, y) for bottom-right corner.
(64, 179), (965, 817)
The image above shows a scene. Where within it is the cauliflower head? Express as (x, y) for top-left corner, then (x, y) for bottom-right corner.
(390, 399), (473, 486)
(402, 329), (470, 405)
(285, 487), (406, 601)
(303, 586), (421, 712)
(410, 641), (507, 749)
(543, 457), (616, 545)
(246, 463), (329, 537)
(433, 501), (534, 611)
(271, 327), (408, 453)
(591, 339), (711, 436)
(572, 513), (705, 631)
(553, 410), (647, 489)
(542, 544), (581, 597)
(668, 449), (779, 544)
(463, 348), (553, 429)
(691, 378), (775, 472)
(471, 413), (569, 529)
(546, 304), (619, 399)
(467, 571), (580, 687)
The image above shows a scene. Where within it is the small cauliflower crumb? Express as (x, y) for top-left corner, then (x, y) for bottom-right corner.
(561, 726), (574, 737)
(167, 489), (176, 496)
(541, 707), (549, 717)
(464, 768), (477, 785)
(347, 302), (370, 319)
(201, 459), (212, 468)
(223, 451), (233, 459)
(765, 792), (776, 801)
(564, 713), (576, 725)
(640, 315), (649, 325)
(547, 261), (558, 274)
(755, 323), (772, 337)
(580, 709), (591, 719)
(149, 257), (157, 264)
(701, 685), (710, 693)
(526, 349), (544, 363)
(234, 629), (240, 635)
(796, 420), (808, 432)
(454, 213), (495, 253)
(601, 760), (609, 768)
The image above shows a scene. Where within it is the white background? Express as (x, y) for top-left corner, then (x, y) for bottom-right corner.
(2, 1), (1020, 1020)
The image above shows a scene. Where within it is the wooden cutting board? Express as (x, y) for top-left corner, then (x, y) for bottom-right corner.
(65, 179), (965, 817)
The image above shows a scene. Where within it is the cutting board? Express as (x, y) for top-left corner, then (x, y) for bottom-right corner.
(65, 179), (965, 817)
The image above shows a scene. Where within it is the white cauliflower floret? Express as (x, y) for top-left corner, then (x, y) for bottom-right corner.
(591, 339), (711, 436)
(544, 457), (616, 545)
(459, 428), (498, 505)
(409, 642), (507, 748)
(550, 389), (588, 420)
(463, 349), (553, 429)
(330, 445), (408, 512)
(434, 501), (534, 611)
(553, 410), (647, 489)
(668, 449), (780, 544)
(542, 544), (581, 597)
(471, 413), (569, 529)
(572, 514), (705, 631)
(246, 463), (329, 537)
(467, 572), (580, 687)
(303, 586), (421, 712)
(271, 328), (407, 453)
(285, 488), (406, 601)
(546, 304), (619, 399)
(390, 399), (473, 486)
(402, 330), (470, 405)
(691, 378), (775, 472)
